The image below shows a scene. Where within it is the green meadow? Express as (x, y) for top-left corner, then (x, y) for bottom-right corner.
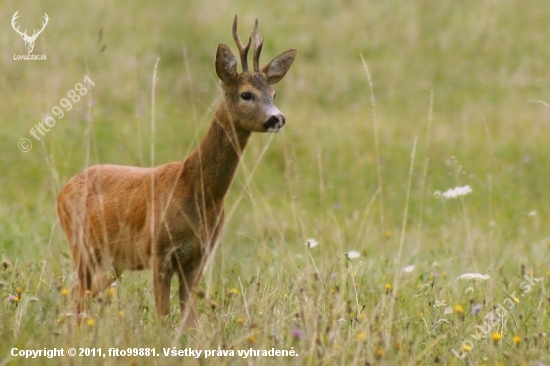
(1, 0), (550, 364)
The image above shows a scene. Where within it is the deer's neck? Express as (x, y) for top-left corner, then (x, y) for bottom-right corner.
(184, 102), (251, 206)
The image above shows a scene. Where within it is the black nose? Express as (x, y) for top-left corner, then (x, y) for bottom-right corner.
(263, 115), (284, 130)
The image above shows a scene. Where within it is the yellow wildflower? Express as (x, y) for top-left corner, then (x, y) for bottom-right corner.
(394, 341), (401, 351)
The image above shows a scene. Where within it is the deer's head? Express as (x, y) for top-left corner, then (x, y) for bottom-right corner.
(215, 16), (296, 133)
(11, 11), (49, 54)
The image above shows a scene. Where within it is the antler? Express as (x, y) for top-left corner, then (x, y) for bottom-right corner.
(232, 15), (251, 73)
(251, 19), (264, 72)
(32, 13), (49, 38)
(11, 11), (27, 37)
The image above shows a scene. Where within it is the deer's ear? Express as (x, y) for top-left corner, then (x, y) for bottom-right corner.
(261, 49), (296, 85)
(216, 44), (239, 82)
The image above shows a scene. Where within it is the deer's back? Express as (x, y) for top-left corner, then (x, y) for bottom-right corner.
(57, 163), (181, 267)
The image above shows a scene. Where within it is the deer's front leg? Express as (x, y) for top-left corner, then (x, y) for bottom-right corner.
(152, 256), (173, 319)
(177, 264), (201, 328)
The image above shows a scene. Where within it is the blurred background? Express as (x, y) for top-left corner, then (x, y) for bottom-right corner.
(2, 0), (550, 292)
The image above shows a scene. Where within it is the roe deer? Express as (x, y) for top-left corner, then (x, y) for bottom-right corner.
(57, 15), (296, 326)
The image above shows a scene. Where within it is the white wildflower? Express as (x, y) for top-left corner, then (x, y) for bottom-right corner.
(305, 238), (318, 248)
(347, 250), (360, 259)
(433, 299), (447, 308)
(457, 273), (490, 281)
(440, 185), (473, 200)
(444, 306), (453, 315)
(465, 286), (474, 294)
(402, 265), (415, 273)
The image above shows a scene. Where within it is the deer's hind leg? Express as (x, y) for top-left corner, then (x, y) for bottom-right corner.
(69, 240), (96, 320)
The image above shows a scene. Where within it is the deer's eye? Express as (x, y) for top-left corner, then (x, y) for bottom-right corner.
(240, 92), (253, 101)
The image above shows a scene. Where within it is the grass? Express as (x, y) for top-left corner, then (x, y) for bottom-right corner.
(2, 0), (550, 364)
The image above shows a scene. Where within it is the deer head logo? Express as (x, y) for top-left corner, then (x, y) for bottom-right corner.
(11, 11), (49, 54)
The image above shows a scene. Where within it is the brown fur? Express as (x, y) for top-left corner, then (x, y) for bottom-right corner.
(57, 16), (295, 327)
